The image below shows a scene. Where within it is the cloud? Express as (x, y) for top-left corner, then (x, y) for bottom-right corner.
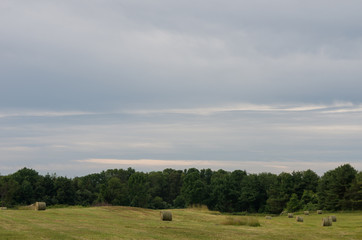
(1, 1), (362, 110)
(1, 1), (362, 176)
(279, 125), (362, 134)
(78, 158), (214, 166)
(0, 110), (94, 119)
(124, 102), (355, 115)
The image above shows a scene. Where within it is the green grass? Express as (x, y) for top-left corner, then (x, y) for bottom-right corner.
(0, 206), (361, 239)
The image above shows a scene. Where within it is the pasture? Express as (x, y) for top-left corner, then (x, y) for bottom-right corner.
(0, 206), (361, 239)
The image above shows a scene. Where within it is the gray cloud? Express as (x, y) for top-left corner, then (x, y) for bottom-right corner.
(0, 104), (361, 176)
(1, 1), (362, 175)
(2, 0), (362, 110)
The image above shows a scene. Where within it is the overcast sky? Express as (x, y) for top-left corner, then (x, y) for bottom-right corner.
(1, 0), (361, 177)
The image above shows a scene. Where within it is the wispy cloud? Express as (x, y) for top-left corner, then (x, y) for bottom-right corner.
(125, 102), (355, 115)
(0, 102), (359, 119)
(0, 110), (94, 119)
(78, 158), (217, 166)
(279, 125), (362, 133)
(0, 146), (35, 152)
(322, 105), (362, 114)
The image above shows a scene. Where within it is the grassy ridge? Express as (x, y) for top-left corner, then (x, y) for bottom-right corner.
(0, 207), (361, 240)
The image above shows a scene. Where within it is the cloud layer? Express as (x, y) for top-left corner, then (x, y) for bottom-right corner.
(1, 103), (361, 176)
(1, 1), (362, 176)
(2, 0), (362, 110)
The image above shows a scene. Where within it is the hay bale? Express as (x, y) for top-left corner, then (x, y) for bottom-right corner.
(317, 210), (322, 214)
(329, 215), (337, 222)
(288, 213), (293, 218)
(296, 216), (303, 222)
(0, 207), (7, 210)
(322, 217), (332, 226)
(160, 211), (172, 221)
(265, 216), (272, 220)
(35, 202), (46, 211)
(304, 211), (309, 215)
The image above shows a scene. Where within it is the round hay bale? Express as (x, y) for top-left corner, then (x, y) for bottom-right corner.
(265, 216), (272, 220)
(322, 217), (332, 226)
(329, 215), (337, 222)
(35, 202), (46, 211)
(160, 211), (172, 221)
(317, 210), (322, 214)
(296, 216), (303, 222)
(1, 207), (7, 210)
(288, 213), (293, 218)
(304, 211), (309, 215)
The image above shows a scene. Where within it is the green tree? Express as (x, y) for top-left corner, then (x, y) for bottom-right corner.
(258, 172), (278, 212)
(301, 169), (319, 192)
(54, 176), (75, 205)
(74, 172), (106, 205)
(239, 174), (264, 212)
(318, 164), (357, 210)
(11, 168), (41, 204)
(0, 176), (19, 207)
(344, 171), (362, 210)
(286, 193), (300, 212)
(101, 177), (128, 205)
(265, 172), (293, 213)
(162, 169), (183, 205)
(148, 171), (166, 200)
(300, 190), (318, 211)
(180, 169), (208, 206)
(209, 170), (232, 212)
(128, 172), (150, 208)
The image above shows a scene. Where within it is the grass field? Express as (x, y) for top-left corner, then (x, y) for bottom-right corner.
(0, 206), (361, 240)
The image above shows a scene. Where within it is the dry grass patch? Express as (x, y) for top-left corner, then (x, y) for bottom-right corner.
(17, 205), (35, 210)
(221, 216), (261, 227)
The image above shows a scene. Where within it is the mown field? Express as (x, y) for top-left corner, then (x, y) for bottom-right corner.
(0, 206), (361, 240)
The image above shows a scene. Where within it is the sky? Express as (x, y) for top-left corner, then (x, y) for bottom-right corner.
(1, 0), (362, 177)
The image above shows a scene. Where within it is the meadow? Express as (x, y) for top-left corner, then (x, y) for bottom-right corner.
(0, 206), (361, 240)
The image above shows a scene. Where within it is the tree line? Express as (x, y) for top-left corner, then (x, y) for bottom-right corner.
(0, 164), (361, 213)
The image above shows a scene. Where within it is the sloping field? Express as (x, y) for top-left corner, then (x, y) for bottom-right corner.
(0, 206), (361, 240)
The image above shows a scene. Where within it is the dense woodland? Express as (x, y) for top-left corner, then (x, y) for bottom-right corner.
(0, 164), (361, 213)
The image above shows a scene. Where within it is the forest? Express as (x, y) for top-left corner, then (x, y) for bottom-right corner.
(0, 164), (361, 213)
